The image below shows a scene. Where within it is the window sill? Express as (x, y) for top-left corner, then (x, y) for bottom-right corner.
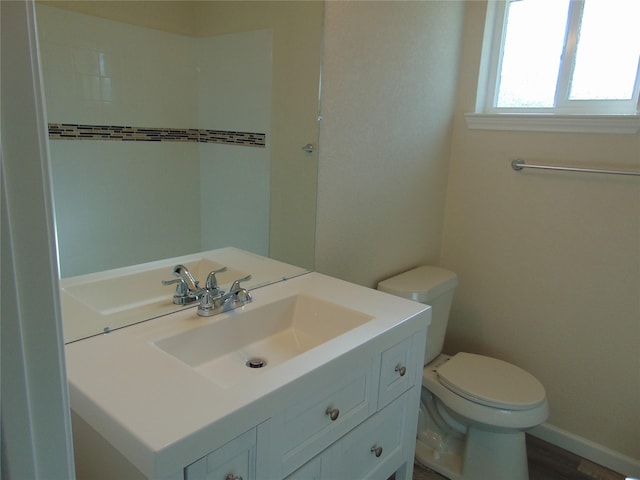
(464, 113), (640, 135)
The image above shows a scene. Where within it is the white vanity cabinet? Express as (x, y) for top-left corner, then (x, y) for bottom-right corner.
(184, 330), (424, 480)
(66, 271), (430, 480)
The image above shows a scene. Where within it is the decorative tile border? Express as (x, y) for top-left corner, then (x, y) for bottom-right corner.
(48, 123), (266, 148)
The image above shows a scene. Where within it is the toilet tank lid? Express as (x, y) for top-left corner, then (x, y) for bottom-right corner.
(377, 265), (458, 303)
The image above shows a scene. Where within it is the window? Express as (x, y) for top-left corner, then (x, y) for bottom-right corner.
(468, 0), (640, 133)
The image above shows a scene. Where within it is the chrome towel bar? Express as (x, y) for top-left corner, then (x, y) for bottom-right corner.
(511, 159), (640, 177)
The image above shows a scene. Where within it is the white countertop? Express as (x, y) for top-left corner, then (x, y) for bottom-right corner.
(65, 272), (430, 478)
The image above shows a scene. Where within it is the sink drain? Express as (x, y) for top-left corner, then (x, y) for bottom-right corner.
(246, 357), (267, 368)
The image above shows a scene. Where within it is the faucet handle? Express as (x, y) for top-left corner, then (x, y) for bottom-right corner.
(229, 274), (252, 293)
(205, 267), (228, 291)
(228, 275), (253, 305)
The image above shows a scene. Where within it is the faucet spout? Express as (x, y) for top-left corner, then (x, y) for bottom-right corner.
(162, 264), (204, 305)
(172, 264), (200, 293)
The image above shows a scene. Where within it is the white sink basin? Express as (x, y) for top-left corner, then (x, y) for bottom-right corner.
(154, 293), (374, 388)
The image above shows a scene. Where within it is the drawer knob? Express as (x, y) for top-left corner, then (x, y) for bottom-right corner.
(370, 445), (383, 458)
(325, 406), (340, 421)
(395, 364), (407, 376)
(224, 475), (243, 480)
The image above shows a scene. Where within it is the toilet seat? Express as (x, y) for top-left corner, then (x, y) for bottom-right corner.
(436, 353), (546, 411)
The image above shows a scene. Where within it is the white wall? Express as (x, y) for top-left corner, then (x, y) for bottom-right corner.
(315, 0), (466, 287)
(440, 1), (640, 474)
(316, 0), (639, 475)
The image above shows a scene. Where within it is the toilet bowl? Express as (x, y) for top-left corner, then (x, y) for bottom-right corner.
(378, 266), (548, 480)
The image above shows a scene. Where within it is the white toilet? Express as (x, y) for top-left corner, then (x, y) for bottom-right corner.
(378, 266), (548, 480)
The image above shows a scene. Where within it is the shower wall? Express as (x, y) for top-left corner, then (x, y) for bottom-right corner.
(37, 4), (271, 277)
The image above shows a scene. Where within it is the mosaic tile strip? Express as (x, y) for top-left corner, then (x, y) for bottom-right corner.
(48, 123), (266, 148)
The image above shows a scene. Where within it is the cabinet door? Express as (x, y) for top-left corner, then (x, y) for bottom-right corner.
(328, 390), (410, 480)
(185, 428), (256, 480)
(378, 336), (416, 408)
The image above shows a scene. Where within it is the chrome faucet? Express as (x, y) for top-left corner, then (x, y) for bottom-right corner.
(198, 274), (253, 317)
(162, 264), (214, 305)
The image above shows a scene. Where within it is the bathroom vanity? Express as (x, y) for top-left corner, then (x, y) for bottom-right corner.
(64, 251), (430, 480)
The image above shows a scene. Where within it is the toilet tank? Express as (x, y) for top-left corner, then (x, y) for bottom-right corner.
(377, 266), (458, 365)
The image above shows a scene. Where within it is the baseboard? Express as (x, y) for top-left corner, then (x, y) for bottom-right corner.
(529, 423), (640, 479)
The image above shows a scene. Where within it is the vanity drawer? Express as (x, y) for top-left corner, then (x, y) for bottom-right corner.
(283, 455), (321, 480)
(280, 368), (375, 476)
(327, 389), (410, 480)
(185, 428), (256, 480)
(378, 335), (415, 408)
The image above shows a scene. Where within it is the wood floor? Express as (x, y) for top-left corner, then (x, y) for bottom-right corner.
(410, 435), (626, 480)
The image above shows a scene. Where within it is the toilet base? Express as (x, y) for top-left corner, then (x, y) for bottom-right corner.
(416, 427), (529, 480)
(415, 439), (463, 479)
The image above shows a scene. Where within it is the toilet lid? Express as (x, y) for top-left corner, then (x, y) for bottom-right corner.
(436, 353), (546, 410)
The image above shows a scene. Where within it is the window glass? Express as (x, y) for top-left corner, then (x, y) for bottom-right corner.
(497, 0), (570, 108)
(486, 0), (640, 114)
(569, 0), (640, 100)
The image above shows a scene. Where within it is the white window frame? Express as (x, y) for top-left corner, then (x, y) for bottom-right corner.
(466, 0), (640, 134)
